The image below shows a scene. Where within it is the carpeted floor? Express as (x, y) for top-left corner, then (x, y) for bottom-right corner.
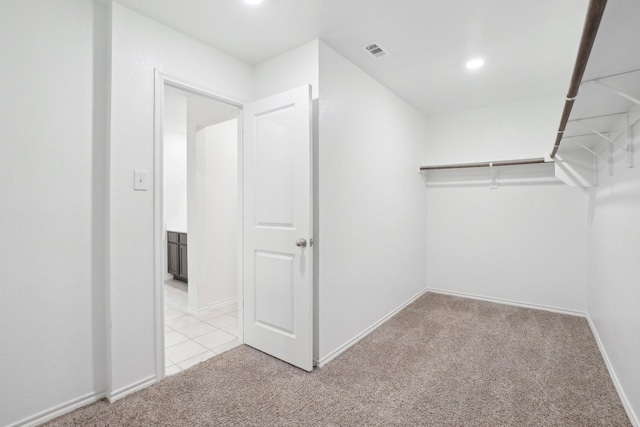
(45, 293), (630, 426)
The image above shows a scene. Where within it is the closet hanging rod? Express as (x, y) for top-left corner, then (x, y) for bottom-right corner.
(420, 157), (547, 171)
(550, 0), (608, 159)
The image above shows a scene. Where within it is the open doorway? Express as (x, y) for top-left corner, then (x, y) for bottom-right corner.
(159, 83), (243, 376)
(155, 74), (314, 378)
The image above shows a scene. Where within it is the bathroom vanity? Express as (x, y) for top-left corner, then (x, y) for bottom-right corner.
(167, 231), (188, 282)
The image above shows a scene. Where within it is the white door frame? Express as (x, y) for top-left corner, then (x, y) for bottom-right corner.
(153, 70), (245, 381)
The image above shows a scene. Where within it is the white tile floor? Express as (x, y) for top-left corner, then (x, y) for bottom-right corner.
(164, 279), (240, 375)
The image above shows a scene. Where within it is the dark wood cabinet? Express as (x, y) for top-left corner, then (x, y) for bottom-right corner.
(168, 231), (188, 283)
(168, 239), (179, 274)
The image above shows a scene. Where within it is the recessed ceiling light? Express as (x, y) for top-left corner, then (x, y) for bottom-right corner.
(466, 58), (485, 70)
(244, 0), (263, 4)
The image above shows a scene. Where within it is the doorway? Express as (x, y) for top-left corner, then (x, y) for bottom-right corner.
(154, 73), (315, 379)
(156, 78), (244, 377)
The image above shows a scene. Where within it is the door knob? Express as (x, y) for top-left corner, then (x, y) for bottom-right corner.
(295, 238), (307, 248)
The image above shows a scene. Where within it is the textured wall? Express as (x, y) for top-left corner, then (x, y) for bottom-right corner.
(108, 2), (253, 396)
(422, 97), (589, 312)
(426, 184), (588, 311)
(0, 1), (108, 425)
(317, 42), (429, 363)
(588, 115), (640, 424)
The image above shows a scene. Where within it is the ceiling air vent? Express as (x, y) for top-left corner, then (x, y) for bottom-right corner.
(363, 42), (389, 59)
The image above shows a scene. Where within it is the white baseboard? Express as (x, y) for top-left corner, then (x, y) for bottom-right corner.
(586, 315), (639, 427)
(190, 296), (238, 314)
(7, 390), (106, 427)
(314, 288), (427, 368)
(426, 288), (587, 317)
(106, 375), (157, 402)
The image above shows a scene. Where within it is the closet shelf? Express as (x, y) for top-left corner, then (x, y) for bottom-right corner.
(419, 158), (559, 189)
(550, 0), (607, 158)
(554, 0), (640, 176)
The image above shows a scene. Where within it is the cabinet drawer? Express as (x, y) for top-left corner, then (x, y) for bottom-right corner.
(179, 233), (188, 244)
(167, 232), (179, 243)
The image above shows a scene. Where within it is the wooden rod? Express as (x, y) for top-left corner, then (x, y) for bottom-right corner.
(420, 157), (547, 171)
(491, 158), (548, 167)
(551, 0), (608, 158)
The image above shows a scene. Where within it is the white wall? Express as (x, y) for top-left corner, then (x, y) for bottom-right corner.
(0, 1), (108, 425)
(425, 95), (563, 164)
(587, 116), (640, 423)
(253, 40), (319, 100)
(423, 97), (589, 312)
(201, 119), (239, 306)
(316, 42), (429, 363)
(253, 40), (429, 364)
(426, 185), (588, 311)
(108, 2), (253, 398)
(163, 91), (188, 233)
(188, 119), (239, 310)
(187, 102), (205, 310)
(163, 131), (188, 231)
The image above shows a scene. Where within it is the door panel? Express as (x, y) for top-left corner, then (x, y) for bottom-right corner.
(243, 85), (313, 371)
(254, 250), (295, 335)
(255, 106), (295, 227)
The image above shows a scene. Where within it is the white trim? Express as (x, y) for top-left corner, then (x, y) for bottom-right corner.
(106, 375), (157, 403)
(314, 288), (428, 367)
(193, 296), (238, 313)
(104, 0), (113, 398)
(236, 114), (244, 344)
(153, 68), (166, 383)
(162, 74), (246, 108)
(426, 287), (587, 317)
(586, 315), (639, 427)
(7, 391), (106, 427)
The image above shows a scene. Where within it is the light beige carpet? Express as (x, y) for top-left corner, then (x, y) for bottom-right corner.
(46, 293), (630, 426)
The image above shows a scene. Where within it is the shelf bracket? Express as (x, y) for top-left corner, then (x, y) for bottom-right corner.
(575, 141), (607, 161)
(574, 120), (627, 150)
(589, 80), (640, 107)
(626, 113), (634, 168)
(568, 112), (629, 122)
(489, 162), (498, 189)
(575, 141), (612, 176)
(418, 168), (429, 186)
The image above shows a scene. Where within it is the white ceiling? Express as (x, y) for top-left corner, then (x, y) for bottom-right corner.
(115, 0), (589, 116)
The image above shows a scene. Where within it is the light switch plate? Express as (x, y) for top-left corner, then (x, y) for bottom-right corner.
(134, 170), (148, 191)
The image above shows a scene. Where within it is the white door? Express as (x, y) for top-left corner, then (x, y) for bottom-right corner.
(243, 85), (313, 371)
